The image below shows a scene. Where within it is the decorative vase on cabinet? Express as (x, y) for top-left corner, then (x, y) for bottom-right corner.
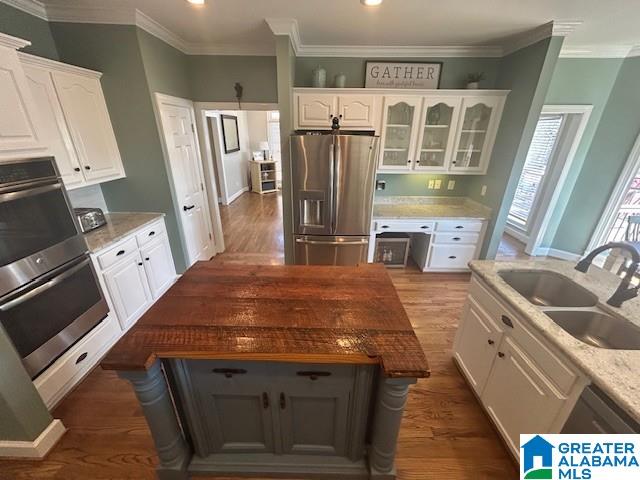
(312, 66), (327, 88)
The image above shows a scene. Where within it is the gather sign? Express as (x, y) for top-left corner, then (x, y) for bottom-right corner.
(365, 62), (442, 89)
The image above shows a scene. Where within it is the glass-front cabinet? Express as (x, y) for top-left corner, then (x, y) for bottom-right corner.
(414, 97), (462, 171)
(450, 96), (503, 173)
(378, 96), (422, 171)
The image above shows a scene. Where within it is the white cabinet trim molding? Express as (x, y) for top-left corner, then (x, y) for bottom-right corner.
(18, 51), (102, 79)
(0, 31), (31, 50)
(0, 419), (66, 459)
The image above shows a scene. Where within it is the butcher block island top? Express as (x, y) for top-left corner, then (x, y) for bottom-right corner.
(102, 262), (429, 378)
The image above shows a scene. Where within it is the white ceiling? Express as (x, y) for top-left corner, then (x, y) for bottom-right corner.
(18, 0), (640, 56)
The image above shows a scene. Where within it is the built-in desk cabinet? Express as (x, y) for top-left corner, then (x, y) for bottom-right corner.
(294, 88), (508, 175)
(19, 53), (125, 188)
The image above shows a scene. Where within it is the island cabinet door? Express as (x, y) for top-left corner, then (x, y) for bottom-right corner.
(186, 361), (276, 455)
(273, 364), (359, 457)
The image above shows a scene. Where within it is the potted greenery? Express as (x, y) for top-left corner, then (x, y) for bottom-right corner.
(466, 72), (485, 89)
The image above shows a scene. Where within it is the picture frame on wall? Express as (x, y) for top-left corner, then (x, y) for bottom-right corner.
(364, 61), (442, 89)
(221, 114), (240, 153)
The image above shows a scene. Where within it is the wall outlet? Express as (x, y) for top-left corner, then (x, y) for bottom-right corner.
(376, 180), (386, 190)
(481, 185), (487, 196)
(447, 180), (455, 190)
(434, 179), (442, 189)
(427, 179), (435, 189)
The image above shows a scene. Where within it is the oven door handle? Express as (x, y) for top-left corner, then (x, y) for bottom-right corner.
(0, 182), (63, 203)
(0, 257), (91, 312)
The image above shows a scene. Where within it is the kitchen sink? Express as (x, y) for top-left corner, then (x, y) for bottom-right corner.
(546, 310), (640, 350)
(499, 270), (598, 308)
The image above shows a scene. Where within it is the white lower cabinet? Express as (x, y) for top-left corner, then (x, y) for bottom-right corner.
(454, 275), (588, 459)
(141, 237), (175, 299)
(104, 252), (153, 330)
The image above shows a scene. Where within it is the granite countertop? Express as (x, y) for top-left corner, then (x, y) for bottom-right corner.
(373, 196), (492, 220)
(83, 212), (165, 253)
(469, 259), (640, 423)
(102, 263), (429, 378)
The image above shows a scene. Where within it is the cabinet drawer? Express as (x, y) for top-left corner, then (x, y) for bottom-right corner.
(97, 236), (138, 269)
(374, 220), (434, 233)
(435, 220), (483, 232)
(34, 313), (120, 408)
(433, 232), (480, 245)
(136, 220), (166, 247)
(428, 244), (475, 269)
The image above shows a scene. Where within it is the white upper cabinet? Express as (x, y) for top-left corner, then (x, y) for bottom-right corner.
(17, 52), (125, 188)
(414, 97), (461, 172)
(22, 64), (84, 186)
(378, 96), (422, 171)
(0, 34), (46, 159)
(292, 88), (508, 175)
(52, 70), (124, 182)
(450, 96), (505, 174)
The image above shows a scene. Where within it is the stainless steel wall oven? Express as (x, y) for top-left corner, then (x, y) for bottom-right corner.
(0, 157), (108, 378)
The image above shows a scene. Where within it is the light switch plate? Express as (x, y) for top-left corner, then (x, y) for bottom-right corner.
(434, 179), (442, 189)
(481, 185), (487, 196)
(428, 179), (435, 189)
(447, 180), (455, 190)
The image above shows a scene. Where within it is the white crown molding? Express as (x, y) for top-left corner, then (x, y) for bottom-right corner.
(18, 51), (102, 77)
(185, 43), (275, 56)
(135, 9), (188, 52)
(46, 4), (135, 25)
(0, 420), (66, 459)
(0, 0), (46, 20)
(559, 44), (634, 58)
(0, 31), (31, 50)
(552, 21), (583, 36)
(295, 44), (503, 58)
(628, 45), (640, 58)
(265, 18), (302, 54)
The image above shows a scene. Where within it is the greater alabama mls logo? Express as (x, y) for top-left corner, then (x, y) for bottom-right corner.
(520, 434), (640, 480)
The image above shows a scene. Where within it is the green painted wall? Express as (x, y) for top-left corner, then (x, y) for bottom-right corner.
(469, 37), (562, 258)
(50, 23), (189, 272)
(295, 56), (501, 89)
(539, 58), (624, 250)
(552, 56), (640, 253)
(188, 55), (277, 103)
(376, 174), (470, 196)
(0, 3), (58, 60)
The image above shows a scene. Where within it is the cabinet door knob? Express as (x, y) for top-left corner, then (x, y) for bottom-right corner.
(487, 339), (494, 345)
(279, 392), (286, 409)
(74, 167), (81, 172)
(498, 352), (505, 358)
(501, 315), (514, 328)
(84, 165), (91, 170)
(145, 257), (150, 261)
(262, 392), (269, 409)
(148, 231), (155, 236)
(137, 262), (143, 266)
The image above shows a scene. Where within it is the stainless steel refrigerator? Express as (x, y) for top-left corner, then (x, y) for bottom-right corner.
(291, 133), (379, 265)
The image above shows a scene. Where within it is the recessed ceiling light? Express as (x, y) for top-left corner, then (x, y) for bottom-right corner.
(187, 0), (205, 5)
(361, 0), (383, 5)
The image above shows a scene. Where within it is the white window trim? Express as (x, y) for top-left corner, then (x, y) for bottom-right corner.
(524, 104), (593, 256)
(587, 130), (640, 252)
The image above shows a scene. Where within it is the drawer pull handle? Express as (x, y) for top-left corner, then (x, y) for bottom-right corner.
(212, 368), (247, 378)
(455, 225), (464, 229)
(420, 225), (430, 229)
(381, 225), (389, 229)
(487, 339), (494, 345)
(448, 255), (457, 259)
(280, 392), (286, 409)
(116, 250), (125, 256)
(498, 352), (505, 358)
(453, 237), (461, 241)
(297, 371), (331, 380)
(262, 392), (269, 409)
(148, 231), (155, 236)
(183, 205), (195, 211)
(501, 315), (514, 328)
(75, 352), (88, 364)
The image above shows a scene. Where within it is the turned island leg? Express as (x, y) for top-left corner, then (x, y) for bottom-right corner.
(369, 377), (416, 480)
(119, 360), (191, 480)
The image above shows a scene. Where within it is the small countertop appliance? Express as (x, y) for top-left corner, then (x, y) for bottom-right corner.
(74, 207), (107, 233)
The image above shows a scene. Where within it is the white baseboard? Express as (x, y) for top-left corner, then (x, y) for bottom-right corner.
(503, 224), (529, 244)
(226, 186), (249, 204)
(0, 419), (66, 459)
(546, 248), (581, 261)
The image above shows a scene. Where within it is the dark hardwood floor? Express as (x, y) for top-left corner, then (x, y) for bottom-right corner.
(0, 191), (517, 479)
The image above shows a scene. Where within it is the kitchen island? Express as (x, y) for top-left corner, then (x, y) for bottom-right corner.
(102, 262), (428, 480)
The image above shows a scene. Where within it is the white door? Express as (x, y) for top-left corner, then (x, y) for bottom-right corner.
(51, 71), (124, 181)
(0, 45), (45, 156)
(156, 94), (213, 266)
(104, 254), (152, 330)
(141, 236), (176, 299)
(22, 65), (84, 187)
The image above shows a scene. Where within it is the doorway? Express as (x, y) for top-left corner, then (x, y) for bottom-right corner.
(502, 105), (593, 256)
(194, 103), (284, 263)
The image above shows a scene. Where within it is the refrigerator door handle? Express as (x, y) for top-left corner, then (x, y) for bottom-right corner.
(329, 142), (336, 233)
(332, 140), (341, 234)
(295, 238), (368, 246)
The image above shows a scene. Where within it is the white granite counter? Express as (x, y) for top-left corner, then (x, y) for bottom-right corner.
(83, 212), (165, 253)
(373, 196), (492, 220)
(469, 259), (640, 423)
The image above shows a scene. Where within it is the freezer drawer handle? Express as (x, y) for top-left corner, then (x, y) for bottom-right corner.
(295, 238), (368, 246)
(212, 368), (247, 378)
(297, 371), (331, 380)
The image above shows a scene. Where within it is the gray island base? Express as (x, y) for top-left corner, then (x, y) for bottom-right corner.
(119, 359), (416, 480)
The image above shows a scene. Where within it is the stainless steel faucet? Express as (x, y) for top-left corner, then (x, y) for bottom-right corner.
(575, 242), (640, 307)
